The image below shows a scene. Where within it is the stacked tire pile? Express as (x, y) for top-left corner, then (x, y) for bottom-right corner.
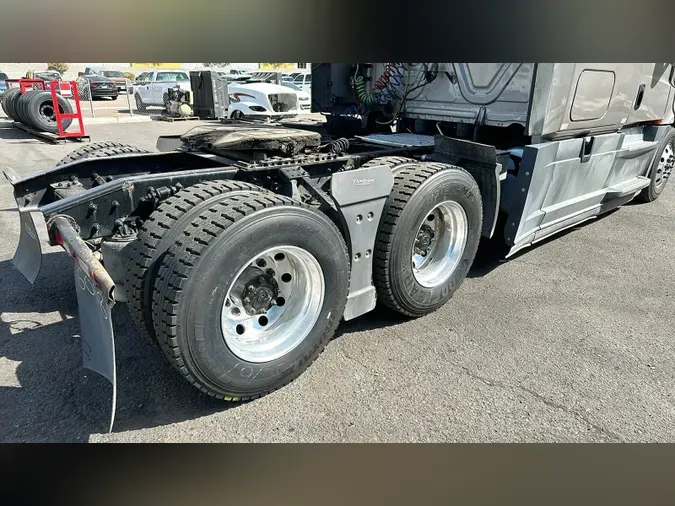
(1, 87), (73, 134)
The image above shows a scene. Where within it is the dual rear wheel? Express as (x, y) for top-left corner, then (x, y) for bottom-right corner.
(121, 157), (482, 400)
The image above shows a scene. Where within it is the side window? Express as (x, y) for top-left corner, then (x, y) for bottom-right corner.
(145, 72), (155, 82)
(156, 73), (167, 82)
(305, 74), (312, 84)
(293, 75), (304, 84)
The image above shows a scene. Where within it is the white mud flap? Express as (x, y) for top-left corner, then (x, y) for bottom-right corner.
(74, 260), (117, 433)
(52, 217), (118, 433)
(12, 211), (43, 284)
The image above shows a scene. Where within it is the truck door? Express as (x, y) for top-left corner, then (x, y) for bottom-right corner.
(138, 72), (154, 102)
(152, 72), (171, 104)
(625, 63), (671, 125)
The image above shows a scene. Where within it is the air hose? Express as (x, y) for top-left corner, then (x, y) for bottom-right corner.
(354, 63), (406, 110)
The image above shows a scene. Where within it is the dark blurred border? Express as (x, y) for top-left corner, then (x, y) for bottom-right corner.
(1, 0), (674, 61)
(2, 445), (675, 505)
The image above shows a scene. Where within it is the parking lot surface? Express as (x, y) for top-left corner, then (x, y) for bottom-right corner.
(0, 118), (674, 442)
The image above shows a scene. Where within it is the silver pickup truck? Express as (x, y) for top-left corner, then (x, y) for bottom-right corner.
(132, 70), (192, 109)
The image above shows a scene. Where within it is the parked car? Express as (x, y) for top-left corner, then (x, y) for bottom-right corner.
(76, 75), (119, 100)
(227, 81), (300, 120)
(133, 70), (191, 109)
(291, 72), (312, 94)
(33, 71), (62, 83)
(281, 81), (311, 111)
(0, 72), (8, 98)
(97, 70), (129, 93)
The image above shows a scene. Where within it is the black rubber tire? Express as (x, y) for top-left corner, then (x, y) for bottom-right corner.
(373, 161), (483, 317)
(25, 91), (73, 133)
(112, 95), (118, 101)
(151, 193), (350, 400)
(124, 180), (267, 343)
(15, 89), (44, 127)
(230, 110), (244, 120)
(1, 88), (21, 121)
(56, 142), (150, 166)
(134, 93), (145, 112)
(636, 127), (675, 203)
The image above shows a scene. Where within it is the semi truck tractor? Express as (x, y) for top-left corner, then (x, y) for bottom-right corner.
(5, 63), (674, 429)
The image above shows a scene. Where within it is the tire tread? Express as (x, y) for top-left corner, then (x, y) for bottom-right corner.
(151, 193), (349, 400)
(56, 142), (150, 166)
(373, 161), (480, 317)
(124, 179), (263, 342)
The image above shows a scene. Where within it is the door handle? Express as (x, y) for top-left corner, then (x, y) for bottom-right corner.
(634, 83), (646, 110)
(580, 136), (594, 163)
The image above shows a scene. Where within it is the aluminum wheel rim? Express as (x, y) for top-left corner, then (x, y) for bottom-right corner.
(220, 245), (325, 363)
(412, 200), (468, 288)
(655, 142), (674, 190)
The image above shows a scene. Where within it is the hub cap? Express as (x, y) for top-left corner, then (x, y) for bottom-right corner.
(220, 246), (325, 363)
(38, 102), (56, 123)
(655, 142), (674, 190)
(412, 200), (468, 288)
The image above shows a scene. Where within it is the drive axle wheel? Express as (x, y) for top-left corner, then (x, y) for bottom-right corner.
(373, 162), (482, 317)
(125, 180), (266, 343)
(151, 193), (349, 400)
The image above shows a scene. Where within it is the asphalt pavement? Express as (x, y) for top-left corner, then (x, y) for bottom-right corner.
(0, 118), (674, 442)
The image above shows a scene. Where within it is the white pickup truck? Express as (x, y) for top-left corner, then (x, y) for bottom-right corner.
(133, 70), (191, 109)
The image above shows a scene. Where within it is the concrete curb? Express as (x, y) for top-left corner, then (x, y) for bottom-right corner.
(82, 116), (154, 125)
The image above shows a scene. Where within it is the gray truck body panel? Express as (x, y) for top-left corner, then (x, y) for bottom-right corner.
(502, 124), (669, 255)
(366, 63), (675, 137)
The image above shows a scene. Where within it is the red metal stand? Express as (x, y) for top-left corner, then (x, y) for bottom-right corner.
(4, 78), (47, 93)
(7, 78), (89, 143)
(49, 81), (85, 138)
(18, 78), (47, 93)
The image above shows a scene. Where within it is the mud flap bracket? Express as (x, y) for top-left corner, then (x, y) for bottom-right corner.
(331, 165), (394, 320)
